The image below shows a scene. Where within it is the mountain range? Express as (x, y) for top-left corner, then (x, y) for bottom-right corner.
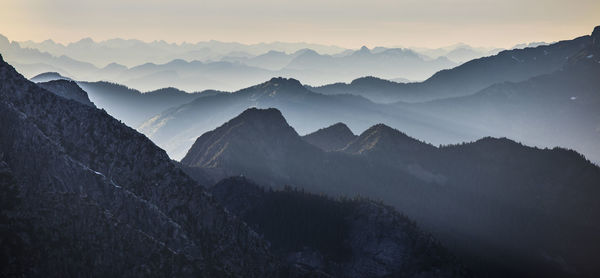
(2, 34), (464, 92)
(311, 35), (590, 103)
(0, 53), (469, 277)
(3, 22), (599, 278)
(135, 26), (600, 163)
(180, 107), (600, 278)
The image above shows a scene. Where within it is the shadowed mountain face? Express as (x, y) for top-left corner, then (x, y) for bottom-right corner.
(181, 108), (600, 278)
(0, 55), (288, 277)
(210, 177), (470, 278)
(302, 122), (357, 151)
(36, 79), (96, 107)
(311, 34), (592, 103)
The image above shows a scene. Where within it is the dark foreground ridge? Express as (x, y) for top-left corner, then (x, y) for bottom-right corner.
(0, 54), (284, 277)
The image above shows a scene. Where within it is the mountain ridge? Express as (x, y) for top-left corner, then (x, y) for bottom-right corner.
(180, 107), (600, 278)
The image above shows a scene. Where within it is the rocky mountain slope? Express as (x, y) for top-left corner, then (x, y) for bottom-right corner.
(0, 54), (285, 277)
(181, 107), (600, 278)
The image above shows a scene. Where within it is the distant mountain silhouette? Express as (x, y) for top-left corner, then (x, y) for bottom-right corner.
(30, 71), (71, 82)
(181, 107), (600, 278)
(3, 34), (458, 92)
(306, 76), (408, 103)
(281, 46), (456, 83)
(302, 122), (357, 151)
(17, 37), (347, 67)
(210, 176), (469, 277)
(413, 43), (503, 64)
(36, 79), (96, 107)
(312, 31), (593, 103)
(0, 55), (286, 276)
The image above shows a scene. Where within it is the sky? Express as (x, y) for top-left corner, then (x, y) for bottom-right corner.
(1, 0), (598, 48)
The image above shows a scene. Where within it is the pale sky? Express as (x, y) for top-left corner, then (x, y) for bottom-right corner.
(1, 0), (598, 48)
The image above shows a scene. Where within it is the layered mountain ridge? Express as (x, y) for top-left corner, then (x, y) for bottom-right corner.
(181, 107), (600, 278)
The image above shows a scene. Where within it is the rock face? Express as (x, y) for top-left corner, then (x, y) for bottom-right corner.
(302, 123), (357, 151)
(37, 79), (96, 107)
(181, 107), (600, 278)
(0, 54), (283, 277)
(210, 177), (470, 278)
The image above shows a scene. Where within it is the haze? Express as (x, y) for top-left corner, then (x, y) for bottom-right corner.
(2, 0), (598, 48)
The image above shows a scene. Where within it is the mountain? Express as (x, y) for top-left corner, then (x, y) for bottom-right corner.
(221, 50), (297, 71)
(281, 46), (456, 84)
(0, 34), (98, 79)
(0, 54), (287, 276)
(180, 108), (600, 278)
(209, 176), (469, 277)
(138, 26), (600, 162)
(180, 108), (335, 187)
(76, 81), (216, 128)
(394, 25), (600, 163)
(302, 122), (357, 151)
(139, 77), (464, 160)
(30, 71), (71, 82)
(312, 29), (594, 103)
(36, 79), (96, 107)
(412, 43), (502, 63)
(4, 33), (456, 92)
(17, 37), (348, 67)
(307, 76), (408, 103)
(343, 124), (436, 156)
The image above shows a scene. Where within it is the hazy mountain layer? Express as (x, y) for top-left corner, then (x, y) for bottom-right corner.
(139, 78), (467, 160)
(311, 31), (593, 103)
(394, 26), (600, 163)
(17, 37), (348, 67)
(76, 81), (221, 128)
(181, 107), (600, 278)
(2, 34), (455, 92)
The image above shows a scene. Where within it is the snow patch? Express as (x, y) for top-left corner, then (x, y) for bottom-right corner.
(570, 96), (577, 100)
(586, 54), (594, 59)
